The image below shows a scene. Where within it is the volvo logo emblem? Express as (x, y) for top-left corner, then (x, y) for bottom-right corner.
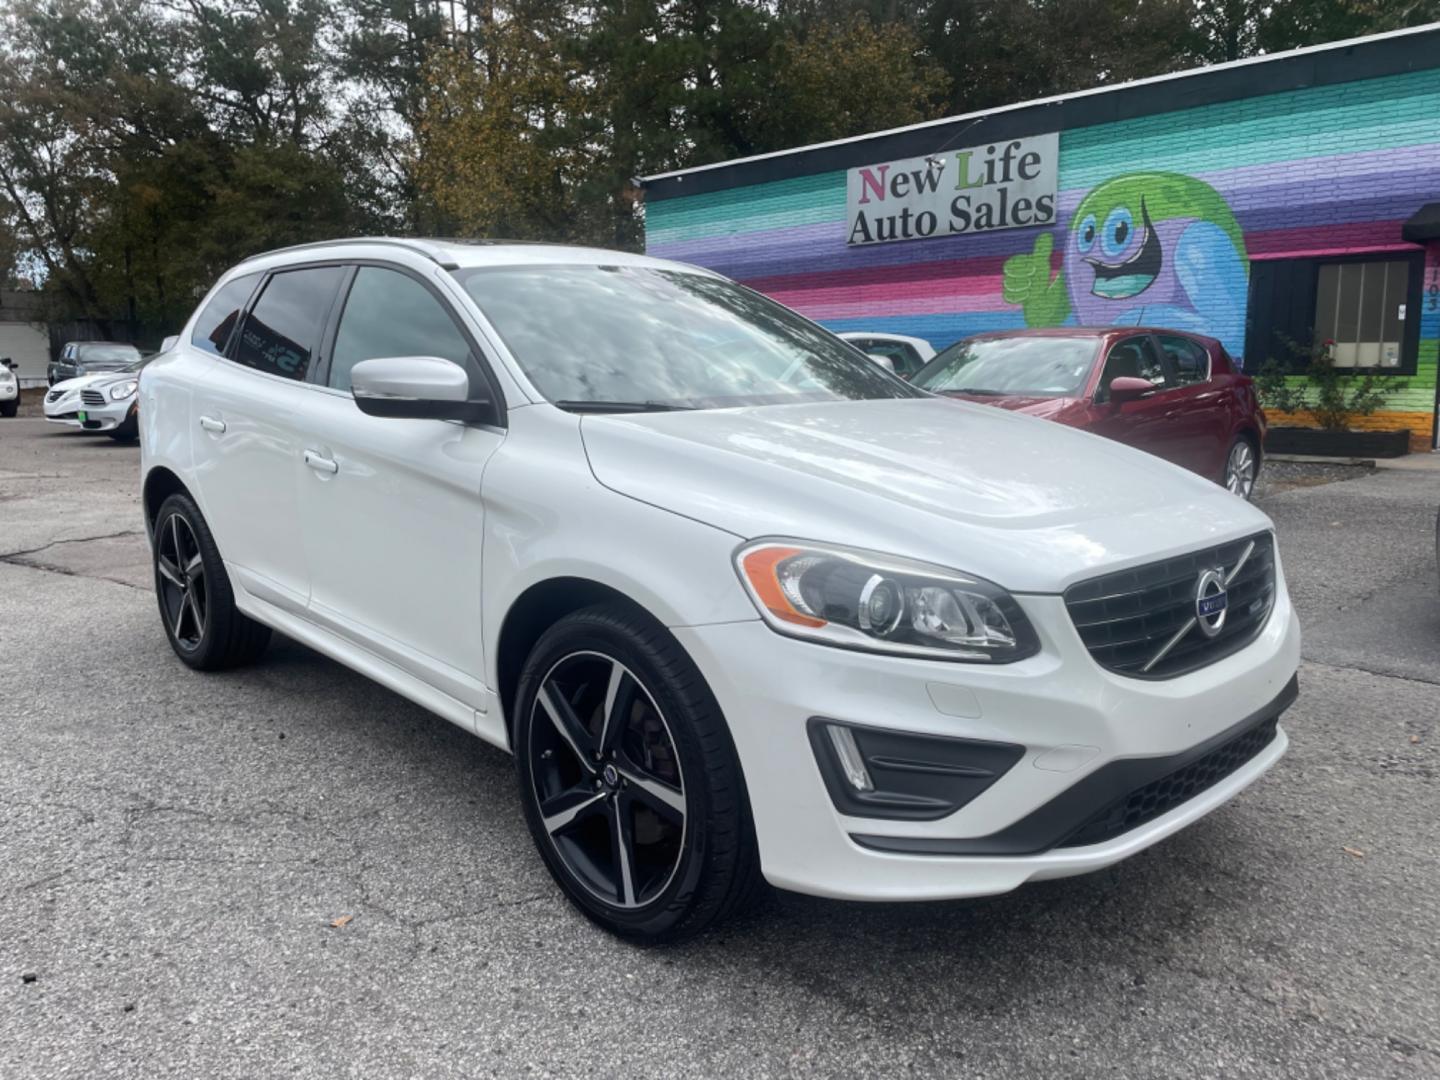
(1195, 567), (1229, 638)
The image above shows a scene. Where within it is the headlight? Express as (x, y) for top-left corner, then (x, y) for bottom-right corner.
(735, 540), (1039, 662)
(109, 380), (138, 400)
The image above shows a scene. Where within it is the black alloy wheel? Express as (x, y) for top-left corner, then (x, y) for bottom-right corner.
(528, 651), (687, 910)
(152, 492), (271, 670)
(514, 604), (760, 942)
(156, 510), (208, 652)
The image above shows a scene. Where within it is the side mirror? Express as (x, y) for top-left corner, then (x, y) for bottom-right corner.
(351, 356), (496, 424)
(160, 335), (179, 353)
(868, 353), (897, 374)
(1107, 376), (1154, 404)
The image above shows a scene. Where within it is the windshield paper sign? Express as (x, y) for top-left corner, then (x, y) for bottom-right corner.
(846, 133), (1059, 246)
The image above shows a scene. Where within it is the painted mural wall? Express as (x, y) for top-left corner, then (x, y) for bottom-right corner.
(646, 67), (1440, 448)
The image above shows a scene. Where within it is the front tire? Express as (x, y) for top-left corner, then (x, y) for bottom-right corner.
(153, 493), (271, 670)
(514, 604), (760, 943)
(0, 398), (16, 418)
(109, 410), (138, 441)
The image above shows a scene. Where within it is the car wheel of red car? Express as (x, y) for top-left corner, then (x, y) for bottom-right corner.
(1223, 436), (1258, 500)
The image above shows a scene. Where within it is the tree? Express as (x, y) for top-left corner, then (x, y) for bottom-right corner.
(756, 15), (949, 151)
(0, 0), (369, 341)
(417, 12), (604, 241)
(916, 0), (1194, 114)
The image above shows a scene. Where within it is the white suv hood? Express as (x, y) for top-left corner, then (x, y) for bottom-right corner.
(580, 398), (1273, 593)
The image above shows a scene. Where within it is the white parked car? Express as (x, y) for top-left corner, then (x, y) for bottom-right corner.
(838, 331), (936, 379)
(140, 239), (1300, 942)
(44, 356), (152, 440)
(0, 359), (17, 417)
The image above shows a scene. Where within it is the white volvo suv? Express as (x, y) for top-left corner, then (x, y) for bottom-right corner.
(140, 238), (1300, 942)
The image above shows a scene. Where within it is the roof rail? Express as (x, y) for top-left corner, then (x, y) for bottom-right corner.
(240, 237), (458, 267)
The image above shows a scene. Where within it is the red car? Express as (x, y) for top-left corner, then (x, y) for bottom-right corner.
(911, 327), (1265, 498)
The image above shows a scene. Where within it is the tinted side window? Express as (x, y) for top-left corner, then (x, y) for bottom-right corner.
(191, 273), (261, 357)
(233, 267), (344, 380)
(1156, 335), (1211, 385)
(329, 267), (474, 392)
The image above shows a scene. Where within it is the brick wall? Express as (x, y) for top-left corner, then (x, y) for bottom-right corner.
(647, 66), (1440, 448)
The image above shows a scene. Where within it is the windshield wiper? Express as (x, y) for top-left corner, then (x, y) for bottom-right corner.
(942, 387), (1007, 396)
(554, 400), (695, 413)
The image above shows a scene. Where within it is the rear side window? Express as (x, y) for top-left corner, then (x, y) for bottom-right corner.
(329, 267), (474, 392)
(1098, 336), (1168, 400)
(233, 267), (345, 381)
(191, 273), (261, 357)
(1156, 335), (1211, 386)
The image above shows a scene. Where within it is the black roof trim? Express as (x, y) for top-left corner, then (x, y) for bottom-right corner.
(642, 26), (1440, 202)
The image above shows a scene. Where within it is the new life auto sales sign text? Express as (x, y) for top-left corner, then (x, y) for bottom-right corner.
(846, 133), (1059, 246)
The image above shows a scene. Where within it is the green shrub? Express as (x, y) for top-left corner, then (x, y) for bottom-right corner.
(1253, 338), (1393, 432)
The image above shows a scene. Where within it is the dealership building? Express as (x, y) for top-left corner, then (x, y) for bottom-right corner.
(641, 25), (1440, 449)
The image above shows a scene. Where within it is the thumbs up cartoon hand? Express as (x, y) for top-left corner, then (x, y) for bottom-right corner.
(1003, 233), (1052, 304)
(1002, 232), (1070, 327)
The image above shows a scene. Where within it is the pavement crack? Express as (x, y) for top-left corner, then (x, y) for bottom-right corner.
(0, 528), (145, 562)
(1304, 657), (1440, 688)
(0, 554), (147, 590)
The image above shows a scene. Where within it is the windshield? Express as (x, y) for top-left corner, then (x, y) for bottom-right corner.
(453, 264), (921, 410)
(77, 344), (141, 363)
(913, 336), (1099, 397)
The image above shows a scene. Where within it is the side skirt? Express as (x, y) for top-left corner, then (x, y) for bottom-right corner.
(232, 583), (510, 753)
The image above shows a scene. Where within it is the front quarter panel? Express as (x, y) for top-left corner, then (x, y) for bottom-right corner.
(480, 405), (759, 691)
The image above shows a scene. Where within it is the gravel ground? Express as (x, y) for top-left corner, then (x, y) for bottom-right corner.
(1, 419), (1437, 1079)
(1253, 459), (1376, 498)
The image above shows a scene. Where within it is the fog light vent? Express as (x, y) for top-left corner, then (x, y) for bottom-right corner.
(808, 717), (1024, 821)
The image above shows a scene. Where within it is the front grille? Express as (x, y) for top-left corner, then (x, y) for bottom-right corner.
(80, 389), (106, 407)
(1059, 716), (1279, 848)
(1065, 532), (1276, 678)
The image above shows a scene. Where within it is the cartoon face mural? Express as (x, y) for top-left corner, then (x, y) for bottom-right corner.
(1003, 172), (1250, 359)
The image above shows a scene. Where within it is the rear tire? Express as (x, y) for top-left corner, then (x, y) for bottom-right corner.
(0, 398), (16, 418)
(153, 493), (271, 670)
(1222, 435), (1259, 500)
(513, 603), (761, 943)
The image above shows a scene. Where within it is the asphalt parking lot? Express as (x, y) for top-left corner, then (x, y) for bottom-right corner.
(2, 417), (1437, 1079)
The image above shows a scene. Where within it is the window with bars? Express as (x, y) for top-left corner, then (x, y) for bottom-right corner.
(1244, 252), (1423, 375)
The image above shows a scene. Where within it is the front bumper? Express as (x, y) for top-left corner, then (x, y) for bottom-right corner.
(674, 571), (1300, 902)
(44, 396), (135, 431)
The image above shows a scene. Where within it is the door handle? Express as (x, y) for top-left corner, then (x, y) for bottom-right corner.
(198, 415), (226, 433)
(303, 449), (339, 475)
